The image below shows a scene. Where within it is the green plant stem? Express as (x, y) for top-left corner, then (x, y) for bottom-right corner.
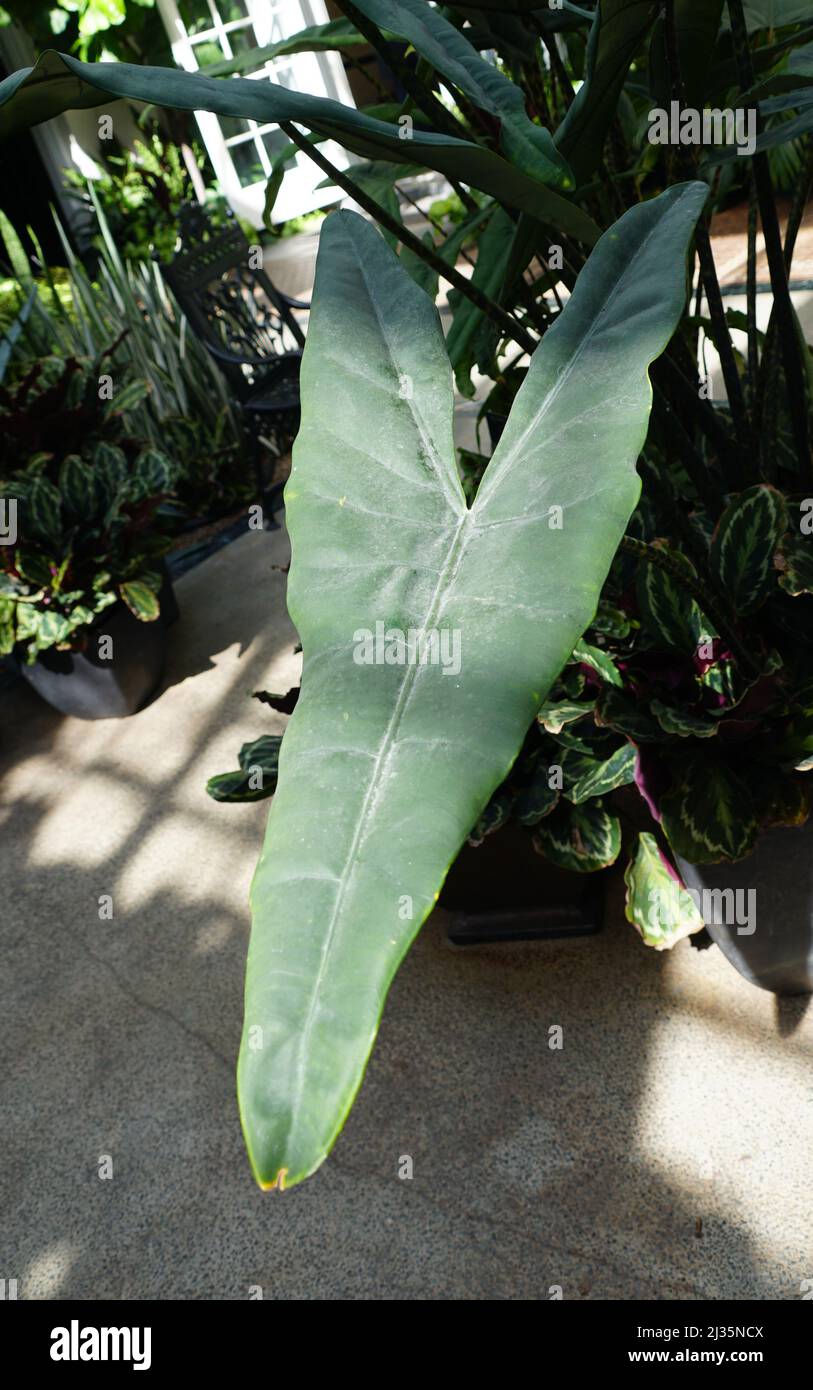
(277, 121), (537, 355)
(746, 171), (758, 403)
(727, 0), (810, 480)
(619, 535), (757, 676)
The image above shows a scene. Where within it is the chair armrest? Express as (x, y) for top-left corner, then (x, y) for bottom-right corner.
(281, 293), (311, 312)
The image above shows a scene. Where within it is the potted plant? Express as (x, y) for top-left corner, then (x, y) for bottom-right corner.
(0, 347), (180, 718)
(5, 0), (813, 1190)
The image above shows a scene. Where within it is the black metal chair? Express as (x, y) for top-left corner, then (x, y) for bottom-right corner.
(160, 202), (308, 521)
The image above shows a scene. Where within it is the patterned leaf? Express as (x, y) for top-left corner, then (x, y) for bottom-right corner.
(92, 442), (128, 510)
(537, 698), (596, 733)
(710, 484), (788, 613)
(636, 544), (710, 652)
(118, 580), (161, 622)
(596, 687), (663, 741)
(132, 447), (174, 499)
(567, 742), (637, 804)
(533, 798), (621, 872)
(468, 792), (513, 846)
(775, 533), (813, 596)
(742, 765), (811, 828)
(514, 761), (560, 825)
(624, 831), (705, 950)
(660, 759), (757, 863)
(650, 699), (719, 738)
(24, 475), (62, 545)
(59, 454), (97, 520)
(571, 637), (622, 686)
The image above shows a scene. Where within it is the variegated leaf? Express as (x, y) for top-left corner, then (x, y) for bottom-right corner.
(537, 698), (596, 733)
(571, 637), (623, 686)
(514, 760), (560, 825)
(660, 758), (757, 863)
(650, 699), (719, 738)
(119, 580), (161, 622)
(567, 742), (637, 804)
(624, 832), (705, 950)
(59, 454), (97, 521)
(636, 543), (710, 652)
(533, 798), (621, 872)
(710, 484), (788, 613)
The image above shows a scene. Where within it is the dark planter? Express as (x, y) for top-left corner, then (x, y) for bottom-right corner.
(440, 822), (605, 944)
(18, 570), (178, 721)
(675, 822), (813, 995)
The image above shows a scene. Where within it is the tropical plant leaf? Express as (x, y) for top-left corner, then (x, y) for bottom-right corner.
(571, 636), (623, 686)
(59, 453), (97, 520)
(201, 18), (373, 78)
(648, 0), (725, 111)
(206, 735), (284, 803)
(0, 51), (600, 244)
(650, 699), (719, 738)
(636, 543), (712, 652)
(537, 698), (596, 733)
(118, 579), (161, 622)
(345, 0), (574, 189)
(710, 484), (788, 614)
(445, 206), (514, 397)
(660, 758), (758, 863)
(567, 741), (637, 803)
(514, 759), (561, 825)
(555, 0), (660, 185)
(776, 533), (813, 595)
(24, 475), (62, 545)
(238, 184), (706, 1190)
(533, 797), (622, 871)
(624, 831), (705, 950)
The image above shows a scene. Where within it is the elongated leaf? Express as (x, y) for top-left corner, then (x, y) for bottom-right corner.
(710, 484), (787, 614)
(202, 18), (373, 78)
(240, 183), (707, 1191)
(555, 0), (660, 185)
(445, 205), (514, 397)
(346, 0), (574, 189)
(568, 741), (636, 804)
(624, 832), (705, 949)
(648, 1), (725, 111)
(0, 51), (599, 245)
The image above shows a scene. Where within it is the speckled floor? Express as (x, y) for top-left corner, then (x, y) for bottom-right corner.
(1, 526), (812, 1301)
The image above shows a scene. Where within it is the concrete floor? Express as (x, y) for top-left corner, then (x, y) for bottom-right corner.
(2, 526), (813, 1301)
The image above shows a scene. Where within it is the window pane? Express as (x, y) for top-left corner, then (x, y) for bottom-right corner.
(220, 115), (253, 140)
(225, 24), (258, 59)
(231, 138), (265, 187)
(178, 1), (214, 37)
(261, 128), (288, 161)
(220, 0), (249, 20)
(191, 38), (226, 67)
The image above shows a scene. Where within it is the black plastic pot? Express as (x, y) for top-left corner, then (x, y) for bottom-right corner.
(440, 823), (605, 944)
(18, 569), (178, 721)
(675, 822), (813, 995)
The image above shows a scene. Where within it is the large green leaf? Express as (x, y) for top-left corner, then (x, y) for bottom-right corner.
(239, 182), (706, 1190)
(555, 0), (660, 185)
(344, 0), (574, 189)
(0, 51), (599, 244)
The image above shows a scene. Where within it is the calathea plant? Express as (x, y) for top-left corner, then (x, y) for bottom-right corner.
(0, 346), (178, 662)
(4, 0), (813, 1185)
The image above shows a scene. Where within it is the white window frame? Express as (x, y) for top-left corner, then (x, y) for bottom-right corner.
(155, 0), (356, 226)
